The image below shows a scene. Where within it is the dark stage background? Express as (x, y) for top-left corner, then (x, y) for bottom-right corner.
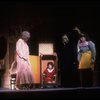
(0, 1), (99, 54)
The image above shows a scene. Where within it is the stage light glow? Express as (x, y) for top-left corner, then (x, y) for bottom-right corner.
(39, 43), (54, 56)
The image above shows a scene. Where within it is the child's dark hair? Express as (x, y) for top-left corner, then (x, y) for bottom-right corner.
(79, 33), (90, 41)
(47, 62), (54, 68)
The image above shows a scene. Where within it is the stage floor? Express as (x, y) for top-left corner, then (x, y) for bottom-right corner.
(0, 87), (100, 99)
(0, 86), (100, 91)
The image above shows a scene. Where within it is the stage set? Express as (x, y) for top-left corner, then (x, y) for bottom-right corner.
(0, 1), (100, 99)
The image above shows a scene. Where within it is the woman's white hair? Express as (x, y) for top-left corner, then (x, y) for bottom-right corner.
(21, 31), (31, 38)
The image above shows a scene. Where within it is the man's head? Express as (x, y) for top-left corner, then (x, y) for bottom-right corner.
(62, 34), (69, 45)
